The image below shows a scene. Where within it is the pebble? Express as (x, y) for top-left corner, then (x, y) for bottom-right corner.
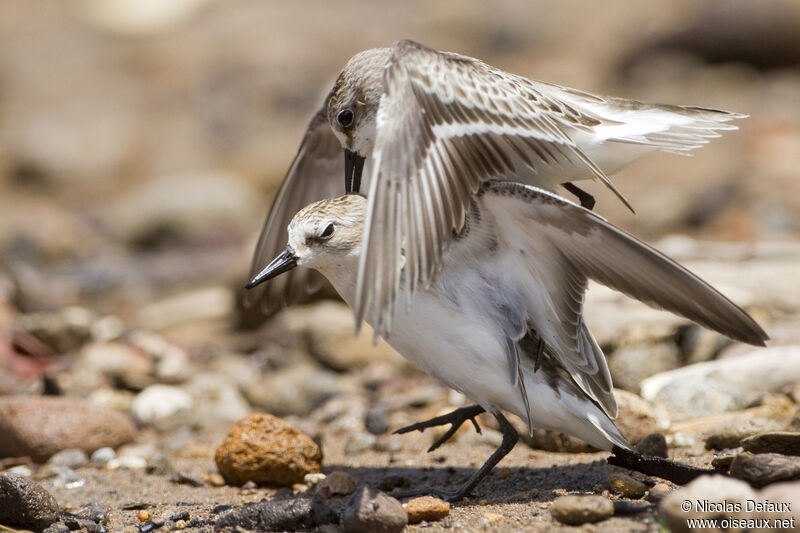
(0, 473), (59, 531)
(213, 497), (338, 531)
(244, 363), (349, 417)
(204, 473), (226, 487)
(78, 341), (154, 390)
(365, 404), (390, 435)
(90, 447), (116, 466)
(138, 510), (151, 522)
(741, 431), (800, 455)
(106, 456), (147, 470)
(345, 432), (377, 455)
(184, 373), (251, 425)
(170, 471), (205, 487)
(0, 396), (136, 462)
(403, 496), (450, 524)
(704, 417), (784, 450)
(660, 475), (756, 532)
(304, 472), (327, 486)
(145, 453), (172, 476)
(46, 448), (89, 470)
(342, 485), (407, 533)
(316, 471), (358, 498)
(729, 452), (800, 487)
(131, 384), (194, 431)
(214, 413), (322, 486)
(633, 433), (669, 458)
(646, 483), (672, 502)
(549, 495), (614, 525)
(711, 449), (739, 471)
(607, 472), (647, 499)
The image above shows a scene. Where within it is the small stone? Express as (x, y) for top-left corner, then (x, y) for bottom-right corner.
(145, 454), (172, 476)
(90, 447), (116, 466)
(170, 471), (205, 487)
(549, 495), (614, 525)
(607, 472), (647, 499)
(316, 471), (358, 498)
(304, 473), (326, 486)
(214, 413), (322, 486)
(483, 512), (504, 522)
(345, 432), (376, 455)
(213, 498), (337, 531)
(46, 448), (89, 470)
(0, 473), (59, 531)
(365, 404), (390, 435)
(132, 384), (194, 431)
(342, 485), (407, 533)
(138, 510), (151, 522)
(634, 433), (669, 458)
(741, 431), (800, 455)
(729, 452), (800, 487)
(204, 473), (226, 487)
(107, 456), (147, 470)
(704, 417), (784, 450)
(174, 519), (187, 529)
(403, 496), (450, 524)
(646, 483), (672, 502)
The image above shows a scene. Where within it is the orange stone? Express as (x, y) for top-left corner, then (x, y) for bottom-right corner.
(214, 413), (322, 487)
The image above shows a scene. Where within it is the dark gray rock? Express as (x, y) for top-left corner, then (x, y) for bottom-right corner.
(0, 473), (59, 531)
(550, 495), (614, 525)
(365, 404), (389, 435)
(729, 452), (800, 487)
(342, 485), (407, 533)
(634, 433), (669, 458)
(741, 432), (800, 456)
(213, 497), (337, 532)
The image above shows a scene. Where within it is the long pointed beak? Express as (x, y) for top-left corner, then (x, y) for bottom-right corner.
(245, 248), (298, 289)
(344, 149), (366, 194)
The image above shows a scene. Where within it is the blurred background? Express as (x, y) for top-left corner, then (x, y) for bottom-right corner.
(1, 0), (800, 511)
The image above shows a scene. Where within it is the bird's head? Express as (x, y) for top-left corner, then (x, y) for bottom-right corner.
(327, 47), (391, 192)
(245, 194), (366, 288)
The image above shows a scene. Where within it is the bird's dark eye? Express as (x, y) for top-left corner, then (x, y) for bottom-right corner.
(320, 223), (335, 238)
(337, 109), (354, 128)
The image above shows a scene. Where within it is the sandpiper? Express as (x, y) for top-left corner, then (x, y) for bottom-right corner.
(246, 181), (767, 500)
(247, 40), (745, 328)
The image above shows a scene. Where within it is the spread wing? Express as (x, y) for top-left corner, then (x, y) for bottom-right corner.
(355, 39), (632, 334)
(244, 106), (342, 314)
(474, 180), (767, 412)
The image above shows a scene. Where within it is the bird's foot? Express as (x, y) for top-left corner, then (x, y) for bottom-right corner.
(394, 405), (485, 452)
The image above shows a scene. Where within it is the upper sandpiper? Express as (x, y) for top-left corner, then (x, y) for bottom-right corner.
(247, 39), (746, 328)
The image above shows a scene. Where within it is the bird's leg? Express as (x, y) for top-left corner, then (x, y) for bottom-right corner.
(561, 182), (596, 210)
(394, 405), (485, 452)
(392, 412), (519, 502)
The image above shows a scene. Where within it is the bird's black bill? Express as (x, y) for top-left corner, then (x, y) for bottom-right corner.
(344, 149), (365, 193)
(245, 248), (298, 289)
